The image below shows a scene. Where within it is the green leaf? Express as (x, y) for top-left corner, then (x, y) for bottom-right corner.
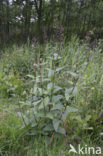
(46, 113), (54, 120)
(64, 106), (78, 118)
(53, 86), (62, 93)
(74, 115), (83, 124)
(43, 124), (54, 131)
(73, 87), (78, 96)
(65, 89), (70, 101)
(51, 103), (64, 110)
(52, 95), (63, 103)
(55, 67), (64, 72)
(65, 87), (78, 97)
(57, 127), (66, 135)
(39, 97), (50, 109)
(29, 96), (39, 102)
(46, 68), (55, 77)
(53, 119), (61, 132)
(47, 82), (54, 90)
(66, 106), (78, 113)
(36, 112), (45, 118)
(38, 102), (45, 110)
(31, 123), (38, 128)
(27, 75), (34, 79)
(33, 99), (42, 106)
(67, 71), (78, 77)
(35, 76), (41, 83)
(85, 115), (91, 122)
(19, 101), (31, 107)
(67, 81), (73, 85)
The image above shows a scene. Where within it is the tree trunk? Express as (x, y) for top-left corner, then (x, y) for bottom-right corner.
(34, 0), (43, 44)
(6, 0), (10, 40)
(24, 0), (32, 39)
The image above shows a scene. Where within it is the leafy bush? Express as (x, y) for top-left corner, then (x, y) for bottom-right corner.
(18, 52), (80, 137)
(18, 54), (66, 136)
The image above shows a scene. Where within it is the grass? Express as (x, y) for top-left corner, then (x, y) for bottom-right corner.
(0, 36), (103, 155)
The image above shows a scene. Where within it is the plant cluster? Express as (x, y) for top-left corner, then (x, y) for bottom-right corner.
(18, 53), (79, 137)
(0, 38), (103, 155)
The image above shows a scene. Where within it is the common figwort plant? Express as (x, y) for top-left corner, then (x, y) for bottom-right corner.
(19, 53), (68, 136)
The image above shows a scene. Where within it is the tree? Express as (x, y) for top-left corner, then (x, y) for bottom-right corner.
(34, 0), (43, 44)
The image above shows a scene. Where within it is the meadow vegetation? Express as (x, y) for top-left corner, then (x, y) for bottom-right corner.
(0, 36), (103, 155)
